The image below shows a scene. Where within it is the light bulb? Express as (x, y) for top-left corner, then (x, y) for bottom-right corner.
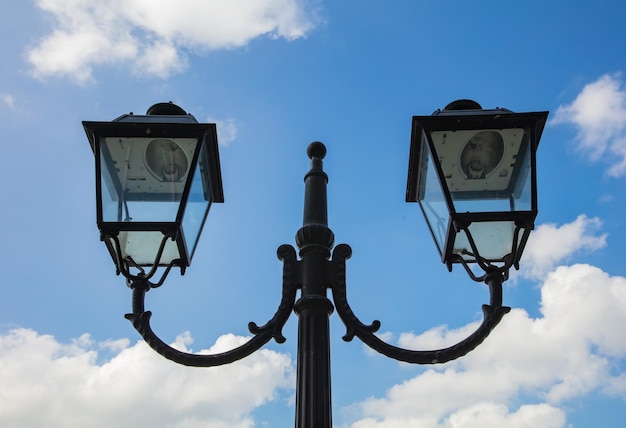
(145, 139), (189, 182)
(459, 131), (504, 179)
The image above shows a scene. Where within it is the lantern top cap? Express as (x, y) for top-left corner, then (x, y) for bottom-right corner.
(146, 102), (187, 116)
(431, 99), (514, 117)
(444, 99), (483, 111)
(100, 102), (199, 124)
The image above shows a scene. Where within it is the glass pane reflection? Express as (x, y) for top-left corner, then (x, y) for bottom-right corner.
(452, 221), (522, 262)
(113, 231), (180, 266)
(430, 128), (533, 214)
(418, 136), (449, 256)
(99, 137), (198, 223)
(181, 151), (212, 260)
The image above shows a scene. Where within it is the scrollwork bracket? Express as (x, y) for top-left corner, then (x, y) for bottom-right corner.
(124, 244), (300, 367)
(330, 244), (511, 364)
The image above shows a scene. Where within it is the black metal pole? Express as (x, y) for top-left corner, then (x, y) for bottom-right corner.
(294, 142), (335, 428)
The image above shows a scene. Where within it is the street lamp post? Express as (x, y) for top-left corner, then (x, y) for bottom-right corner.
(83, 100), (548, 428)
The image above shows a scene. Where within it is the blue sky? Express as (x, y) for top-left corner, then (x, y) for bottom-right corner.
(1, 0), (626, 426)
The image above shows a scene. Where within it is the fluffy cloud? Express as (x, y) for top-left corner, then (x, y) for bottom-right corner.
(207, 115), (238, 146)
(350, 403), (565, 428)
(28, 0), (319, 83)
(1, 93), (16, 110)
(343, 215), (625, 428)
(551, 73), (626, 177)
(0, 330), (293, 427)
(519, 214), (607, 280)
(347, 264), (626, 427)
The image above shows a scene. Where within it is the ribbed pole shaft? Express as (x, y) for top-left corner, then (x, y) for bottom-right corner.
(294, 142), (335, 428)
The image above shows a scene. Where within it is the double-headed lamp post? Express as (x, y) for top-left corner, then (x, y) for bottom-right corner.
(83, 100), (548, 427)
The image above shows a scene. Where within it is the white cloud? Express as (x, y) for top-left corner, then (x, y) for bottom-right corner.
(519, 215), (607, 280)
(207, 116), (238, 146)
(28, 0), (319, 83)
(551, 73), (626, 177)
(346, 263), (626, 427)
(1, 93), (17, 110)
(0, 329), (293, 427)
(351, 403), (566, 428)
(445, 403), (566, 428)
(134, 39), (187, 78)
(603, 373), (626, 398)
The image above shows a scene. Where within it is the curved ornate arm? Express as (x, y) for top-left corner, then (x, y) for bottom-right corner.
(330, 244), (511, 364)
(124, 245), (299, 367)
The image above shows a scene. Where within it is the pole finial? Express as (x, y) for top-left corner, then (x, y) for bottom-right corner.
(307, 141), (327, 160)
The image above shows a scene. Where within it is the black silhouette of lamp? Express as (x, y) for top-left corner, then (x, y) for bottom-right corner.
(407, 100), (549, 278)
(83, 100), (549, 428)
(83, 102), (223, 282)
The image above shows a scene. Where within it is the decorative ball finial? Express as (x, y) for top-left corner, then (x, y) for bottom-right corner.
(307, 141), (327, 159)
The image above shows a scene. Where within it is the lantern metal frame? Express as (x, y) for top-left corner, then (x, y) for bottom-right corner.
(406, 101), (549, 277)
(83, 104), (224, 284)
(85, 102), (549, 428)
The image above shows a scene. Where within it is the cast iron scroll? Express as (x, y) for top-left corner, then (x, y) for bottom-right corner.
(124, 245), (299, 367)
(330, 244), (511, 364)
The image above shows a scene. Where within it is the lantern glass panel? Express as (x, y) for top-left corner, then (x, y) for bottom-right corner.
(452, 221), (521, 262)
(181, 148), (213, 259)
(429, 128), (532, 214)
(99, 136), (199, 223)
(109, 231), (181, 266)
(418, 134), (449, 256)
